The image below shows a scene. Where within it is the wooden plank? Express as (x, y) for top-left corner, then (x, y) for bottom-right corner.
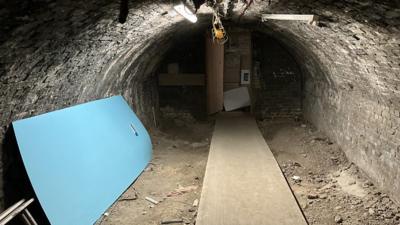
(196, 113), (308, 225)
(262, 14), (317, 23)
(158, 73), (205, 86)
(205, 33), (224, 114)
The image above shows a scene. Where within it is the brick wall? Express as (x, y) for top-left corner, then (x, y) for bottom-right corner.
(253, 34), (302, 119)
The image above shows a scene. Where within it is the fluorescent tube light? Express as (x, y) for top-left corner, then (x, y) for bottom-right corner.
(173, 3), (198, 23)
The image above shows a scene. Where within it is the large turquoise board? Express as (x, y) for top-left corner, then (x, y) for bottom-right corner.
(13, 96), (152, 225)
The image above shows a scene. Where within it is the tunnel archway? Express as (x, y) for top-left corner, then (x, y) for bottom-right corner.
(0, 0), (399, 214)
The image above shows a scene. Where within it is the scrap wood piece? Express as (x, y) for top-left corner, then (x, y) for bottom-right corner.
(161, 219), (184, 224)
(145, 197), (159, 205)
(119, 197), (137, 201)
(166, 185), (198, 197)
(192, 199), (199, 207)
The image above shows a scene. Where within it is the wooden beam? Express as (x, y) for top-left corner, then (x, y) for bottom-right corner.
(158, 73), (205, 86)
(205, 33), (224, 114)
(262, 14), (318, 24)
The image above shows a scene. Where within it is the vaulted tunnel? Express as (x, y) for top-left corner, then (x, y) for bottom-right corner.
(0, 0), (399, 224)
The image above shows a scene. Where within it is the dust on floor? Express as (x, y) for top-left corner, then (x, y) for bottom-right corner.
(98, 117), (399, 225)
(259, 119), (400, 225)
(96, 117), (213, 225)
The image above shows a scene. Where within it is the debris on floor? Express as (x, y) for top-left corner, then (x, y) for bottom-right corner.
(97, 117), (399, 225)
(145, 196), (159, 205)
(161, 219), (184, 224)
(192, 199), (199, 207)
(96, 117), (213, 225)
(259, 119), (400, 225)
(118, 188), (138, 201)
(166, 185), (198, 197)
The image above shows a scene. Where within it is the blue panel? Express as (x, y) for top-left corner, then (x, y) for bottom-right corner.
(13, 96), (152, 225)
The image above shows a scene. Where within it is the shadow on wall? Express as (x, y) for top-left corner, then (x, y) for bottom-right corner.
(2, 126), (49, 225)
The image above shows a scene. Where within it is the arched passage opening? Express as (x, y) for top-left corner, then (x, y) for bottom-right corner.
(153, 26), (306, 120)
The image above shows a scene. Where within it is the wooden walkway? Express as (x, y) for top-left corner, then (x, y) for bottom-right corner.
(196, 113), (308, 225)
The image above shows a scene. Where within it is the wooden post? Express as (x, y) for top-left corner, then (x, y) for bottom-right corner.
(205, 32), (224, 114)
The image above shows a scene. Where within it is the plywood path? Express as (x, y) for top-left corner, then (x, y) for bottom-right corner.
(196, 113), (308, 225)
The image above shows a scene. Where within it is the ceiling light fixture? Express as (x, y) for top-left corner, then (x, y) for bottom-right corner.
(173, 2), (198, 23)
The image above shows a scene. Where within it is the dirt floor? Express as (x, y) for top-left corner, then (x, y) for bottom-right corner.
(259, 119), (400, 225)
(97, 113), (213, 225)
(97, 115), (400, 225)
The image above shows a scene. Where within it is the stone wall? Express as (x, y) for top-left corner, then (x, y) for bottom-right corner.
(252, 0), (400, 204)
(0, 0), (53, 44)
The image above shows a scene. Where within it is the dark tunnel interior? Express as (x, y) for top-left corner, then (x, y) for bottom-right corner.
(0, 0), (399, 224)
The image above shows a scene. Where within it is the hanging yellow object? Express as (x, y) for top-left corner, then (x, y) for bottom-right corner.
(214, 28), (224, 39)
(211, 13), (228, 45)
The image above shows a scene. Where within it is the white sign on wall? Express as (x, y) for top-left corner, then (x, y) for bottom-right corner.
(241, 70), (251, 85)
